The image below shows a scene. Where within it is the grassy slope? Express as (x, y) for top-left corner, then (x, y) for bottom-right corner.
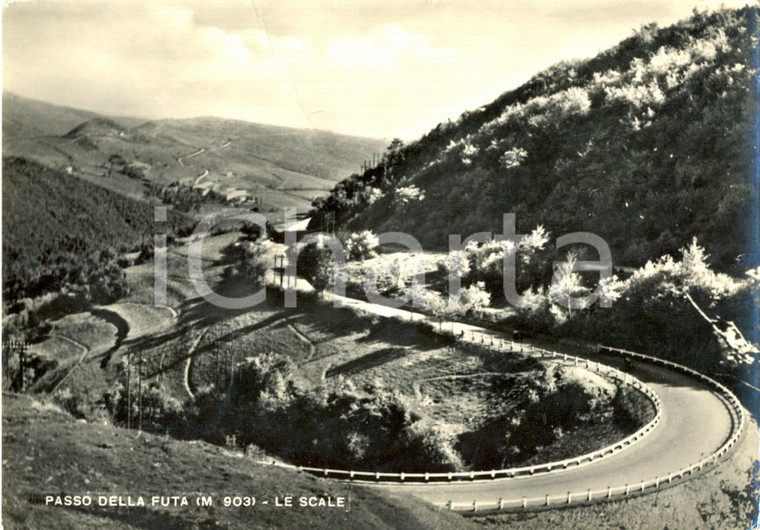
(47, 313), (118, 352)
(1, 393), (475, 530)
(136, 117), (387, 182)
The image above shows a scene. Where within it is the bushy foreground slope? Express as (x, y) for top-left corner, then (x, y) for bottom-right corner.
(2, 393), (475, 530)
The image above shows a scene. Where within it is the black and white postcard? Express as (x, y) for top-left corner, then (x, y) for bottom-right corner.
(2, 1), (759, 528)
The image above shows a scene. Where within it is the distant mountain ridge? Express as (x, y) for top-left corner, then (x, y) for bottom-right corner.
(2, 93), (388, 212)
(2, 93), (146, 138)
(309, 7), (759, 273)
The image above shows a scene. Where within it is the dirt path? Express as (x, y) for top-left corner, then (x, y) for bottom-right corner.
(184, 328), (211, 399)
(287, 319), (316, 359)
(177, 147), (205, 167)
(193, 168), (210, 185)
(49, 336), (90, 393)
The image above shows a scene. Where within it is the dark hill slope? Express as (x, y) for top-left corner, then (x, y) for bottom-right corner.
(64, 118), (131, 139)
(310, 7), (758, 272)
(2, 157), (194, 300)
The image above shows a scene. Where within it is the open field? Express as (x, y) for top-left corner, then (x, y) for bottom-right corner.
(101, 304), (175, 339)
(29, 336), (87, 366)
(37, 313), (116, 357)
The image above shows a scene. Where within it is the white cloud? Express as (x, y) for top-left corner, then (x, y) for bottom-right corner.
(326, 24), (457, 70)
(3, 0), (751, 139)
(144, 3), (195, 29)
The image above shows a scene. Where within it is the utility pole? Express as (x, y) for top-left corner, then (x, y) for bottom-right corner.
(1, 341), (9, 381)
(18, 341), (27, 392)
(231, 352), (237, 389)
(228, 350), (234, 389)
(126, 351), (131, 430)
(18, 341), (28, 392)
(138, 350), (143, 433)
(4, 341), (29, 393)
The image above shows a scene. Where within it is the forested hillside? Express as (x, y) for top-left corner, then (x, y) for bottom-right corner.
(2, 157), (195, 302)
(310, 7), (758, 273)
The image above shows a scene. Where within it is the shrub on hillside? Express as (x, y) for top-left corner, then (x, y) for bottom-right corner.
(240, 221), (263, 241)
(105, 361), (187, 433)
(295, 235), (344, 293)
(458, 364), (620, 469)
(343, 230), (379, 261)
(183, 352), (467, 472)
(503, 236), (756, 371)
(53, 387), (111, 423)
(460, 225), (552, 304)
(223, 242), (268, 288)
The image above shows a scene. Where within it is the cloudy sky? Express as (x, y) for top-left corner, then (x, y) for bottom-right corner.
(3, 0), (750, 140)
